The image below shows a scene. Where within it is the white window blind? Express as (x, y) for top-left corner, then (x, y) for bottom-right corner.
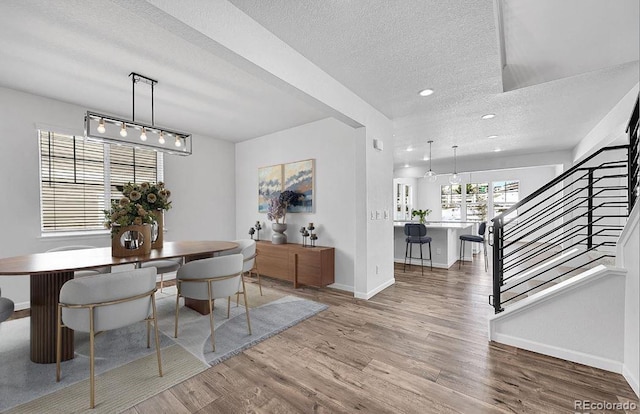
(39, 131), (160, 233)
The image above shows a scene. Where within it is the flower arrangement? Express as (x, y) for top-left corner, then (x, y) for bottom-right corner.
(104, 182), (172, 235)
(411, 208), (432, 224)
(266, 190), (304, 224)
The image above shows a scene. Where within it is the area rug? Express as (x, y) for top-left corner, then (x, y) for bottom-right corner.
(0, 283), (327, 413)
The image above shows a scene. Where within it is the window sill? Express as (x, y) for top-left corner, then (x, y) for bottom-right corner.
(39, 230), (110, 240)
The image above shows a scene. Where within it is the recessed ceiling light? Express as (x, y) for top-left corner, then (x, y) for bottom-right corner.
(404, 163), (410, 168)
(481, 114), (496, 120)
(418, 89), (434, 97)
(487, 135), (498, 139)
(494, 148), (502, 152)
(406, 147), (413, 152)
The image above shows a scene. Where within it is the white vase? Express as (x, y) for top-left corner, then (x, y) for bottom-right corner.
(272, 223), (287, 244)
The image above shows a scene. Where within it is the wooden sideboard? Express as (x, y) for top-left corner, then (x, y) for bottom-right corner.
(256, 241), (335, 288)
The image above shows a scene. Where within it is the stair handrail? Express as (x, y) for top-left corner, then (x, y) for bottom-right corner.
(492, 145), (629, 222)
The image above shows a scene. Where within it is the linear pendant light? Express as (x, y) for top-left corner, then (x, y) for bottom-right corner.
(449, 145), (461, 184)
(84, 72), (192, 156)
(423, 140), (437, 182)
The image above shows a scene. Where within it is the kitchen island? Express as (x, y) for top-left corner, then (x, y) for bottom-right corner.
(394, 221), (477, 269)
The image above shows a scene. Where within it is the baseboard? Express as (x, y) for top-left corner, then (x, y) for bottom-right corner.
(491, 332), (623, 374)
(327, 283), (354, 293)
(14, 301), (30, 311)
(354, 278), (395, 300)
(623, 364), (640, 398)
(394, 258), (465, 269)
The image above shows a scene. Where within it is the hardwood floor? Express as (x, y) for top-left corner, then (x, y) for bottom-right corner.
(92, 258), (640, 412)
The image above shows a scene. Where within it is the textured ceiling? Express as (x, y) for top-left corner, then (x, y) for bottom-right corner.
(0, 0), (327, 142)
(229, 0), (639, 168)
(0, 0), (638, 167)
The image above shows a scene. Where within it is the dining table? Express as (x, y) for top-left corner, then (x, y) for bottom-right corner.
(0, 240), (238, 364)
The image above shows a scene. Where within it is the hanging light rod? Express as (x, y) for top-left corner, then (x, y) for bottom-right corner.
(83, 72), (192, 156)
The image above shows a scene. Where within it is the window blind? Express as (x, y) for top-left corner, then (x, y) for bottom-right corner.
(40, 131), (105, 231)
(39, 131), (161, 233)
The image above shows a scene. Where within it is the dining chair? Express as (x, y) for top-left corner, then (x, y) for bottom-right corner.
(141, 257), (183, 292)
(56, 267), (162, 409)
(0, 287), (15, 323)
(219, 239), (262, 297)
(459, 222), (488, 271)
(46, 245), (111, 277)
(403, 223), (433, 274)
(174, 254), (251, 352)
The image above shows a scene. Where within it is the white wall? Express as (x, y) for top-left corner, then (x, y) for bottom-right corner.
(235, 117), (359, 291)
(0, 86), (235, 308)
(619, 203), (640, 397)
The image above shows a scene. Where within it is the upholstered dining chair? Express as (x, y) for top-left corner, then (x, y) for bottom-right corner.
(141, 257), (183, 292)
(46, 245), (111, 277)
(459, 222), (488, 271)
(174, 254), (251, 352)
(0, 287), (15, 323)
(56, 267), (163, 409)
(403, 223), (433, 275)
(219, 239), (262, 298)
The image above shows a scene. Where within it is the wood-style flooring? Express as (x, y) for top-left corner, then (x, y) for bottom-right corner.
(57, 257), (640, 412)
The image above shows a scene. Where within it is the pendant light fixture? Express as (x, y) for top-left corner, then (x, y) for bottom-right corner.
(423, 140), (437, 182)
(449, 145), (461, 184)
(84, 72), (192, 155)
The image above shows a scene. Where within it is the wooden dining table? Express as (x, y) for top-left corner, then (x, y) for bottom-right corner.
(0, 240), (238, 364)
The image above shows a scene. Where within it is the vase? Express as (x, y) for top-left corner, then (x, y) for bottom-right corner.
(272, 223), (287, 244)
(150, 210), (164, 249)
(111, 224), (152, 257)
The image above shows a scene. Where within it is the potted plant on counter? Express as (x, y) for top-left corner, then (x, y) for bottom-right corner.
(411, 208), (432, 224)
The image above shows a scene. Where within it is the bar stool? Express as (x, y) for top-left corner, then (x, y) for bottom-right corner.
(403, 223), (433, 275)
(459, 222), (488, 271)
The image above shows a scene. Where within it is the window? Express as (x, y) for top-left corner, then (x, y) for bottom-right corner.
(441, 184), (462, 220)
(394, 182), (413, 220)
(466, 182), (489, 222)
(493, 180), (519, 219)
(39, 131), (161, 233)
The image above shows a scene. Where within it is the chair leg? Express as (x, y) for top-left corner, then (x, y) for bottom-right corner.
(174, 282), (181, 338)
(151, 294), (163, 377)
(56, 305), (62, 382)
(227, 296), (231, 319)
(207, 281), (216, 352)
(484, 241), (488, 272)
(89, 307), (95, 409)
(403, 241), (409, 272)
(409, 242), (413, 271)
(428, 242), (433, 271)
(419, 243), (424, 276)
(160, 273), (164, 293)
(241, 276), (252, 335)
(256, 268), (263, 296)
(459, 240), (463, 269)
(146, 320), (150, 348)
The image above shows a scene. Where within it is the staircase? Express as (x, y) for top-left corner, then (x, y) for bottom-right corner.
(487, 95), (639, 380)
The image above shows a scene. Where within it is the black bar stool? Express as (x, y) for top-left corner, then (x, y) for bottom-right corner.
(403, 223), (433, 275)
(459, 222), (488, 271)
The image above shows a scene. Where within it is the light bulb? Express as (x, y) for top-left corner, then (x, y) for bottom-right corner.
(97, 118), (106, 134)
(119, 123), (127, 137)
(140, 128), (147, 141)
(158, 132), (165, 144)
(174, 137), (182, 147)
(449, 173), (461, 184)
(424, 170), (437, 183)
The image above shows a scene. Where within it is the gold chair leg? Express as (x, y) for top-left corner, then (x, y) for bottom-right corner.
(174, 282), (180, 338)
(146, 320), (150, 348)
(241, 276), (252, 335)
(56, 305), (62, 382)
(257, 269), (263, 296)
(160, 273), (164, 293)
(151, 294), (163, 377)
(89, 307), (95, 409)
(227, 296), (231, 319)
(208, 281), (216, 352)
